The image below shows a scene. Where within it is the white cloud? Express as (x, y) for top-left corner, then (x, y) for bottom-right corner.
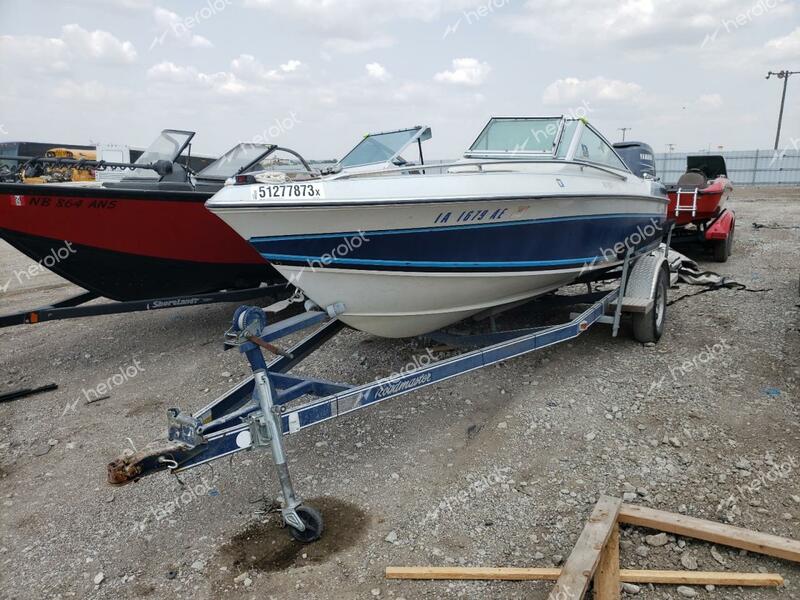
(696, 93), (724, 110)
(54, 80), (128, 103)
(0, 25), (136, 71)
(507, 0), (795, 53)
(365, 62), (390, 81)
(230, 54), (267, 79)
(61, 24), (137, 63)
(146, 61), (197, 83)
(4, 0), (795, 161)
(147, 61), (248, 95)
(542, 77), (643, 105)
(323, 35), (394, 54)
(434, 58), (491, 86)
(0, 34), (68, 73)
(693, 20), (800, 72)
(79, 0), (155, 9)
(244, 0), (475, 53)
(765, 26), (800, 58)
(147, 56), (306, 96)
(152, 7), (213, 48)
(243, 0), (474, 23)
(281, 60), (303, 73)
(230, 55), (305, 82)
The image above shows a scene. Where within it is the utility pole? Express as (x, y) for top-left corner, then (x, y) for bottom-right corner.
(617, 127), (631, 142)
(665, 143), (676, 153)
(766, 70), (799, 150)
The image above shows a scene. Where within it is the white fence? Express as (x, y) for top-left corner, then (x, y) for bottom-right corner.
(655, 149), (800, 186)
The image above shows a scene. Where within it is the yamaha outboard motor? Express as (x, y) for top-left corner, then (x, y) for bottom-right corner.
(613, 142), (656, 179)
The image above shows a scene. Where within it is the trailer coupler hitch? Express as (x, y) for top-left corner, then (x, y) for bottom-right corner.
(107, 444), (185, 485)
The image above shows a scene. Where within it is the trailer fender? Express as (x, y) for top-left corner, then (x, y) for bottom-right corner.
(624, 251), (670, 302)
(705, 209), (735, 241)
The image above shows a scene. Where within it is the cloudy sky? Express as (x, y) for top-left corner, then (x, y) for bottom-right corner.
(1, 0), (798, 160)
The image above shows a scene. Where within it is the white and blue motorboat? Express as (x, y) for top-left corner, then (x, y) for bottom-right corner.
(207, 117), (668, 337)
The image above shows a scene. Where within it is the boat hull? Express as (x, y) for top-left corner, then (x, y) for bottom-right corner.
(666, 178), (732, 226)
(271, 263), (614, 337)
(0, 183), (277, 300)
(210, 177), (668, 336)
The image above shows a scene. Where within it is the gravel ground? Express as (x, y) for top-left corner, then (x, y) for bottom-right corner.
(0, 187), (798, 600)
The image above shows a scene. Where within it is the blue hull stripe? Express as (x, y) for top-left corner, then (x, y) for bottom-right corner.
(249, 213), (666, 272)
(259, 254), (606, 268)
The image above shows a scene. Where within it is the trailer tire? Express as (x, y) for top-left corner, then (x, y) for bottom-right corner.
(712, 222), (733, 263)
(726, 220), (735, 257)
(712, 239), (727, 263)
(632, 267), (668, 344)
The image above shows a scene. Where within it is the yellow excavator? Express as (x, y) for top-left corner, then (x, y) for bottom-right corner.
(21, 147), (97, 183)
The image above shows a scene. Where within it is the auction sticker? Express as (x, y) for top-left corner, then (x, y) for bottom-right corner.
(251, 183), (325, 201)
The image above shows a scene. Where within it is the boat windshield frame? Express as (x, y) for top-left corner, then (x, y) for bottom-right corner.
(134, 129), (194, 165)
(464, 117), (566, 159)
(464, 116), (632, 175)
(336, 126), (432, 170)
(128, 129), (195, 179)
(196, 142), (277, 181)
(566, 119), (632, 174)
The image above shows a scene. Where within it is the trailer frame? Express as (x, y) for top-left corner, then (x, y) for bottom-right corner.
(108, 243), (672, 542)
(0, 284), (290, 328)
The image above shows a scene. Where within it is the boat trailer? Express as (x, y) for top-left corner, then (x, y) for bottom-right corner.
(0, 284), (289, 328)
(108, 245), (674, 543)
(670, 207), (736, 263)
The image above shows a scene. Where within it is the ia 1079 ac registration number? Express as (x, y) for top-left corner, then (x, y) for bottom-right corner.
(251, 184), (324, 200)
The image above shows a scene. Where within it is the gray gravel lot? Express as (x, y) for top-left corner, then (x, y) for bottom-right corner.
(0, 187), (798, 600)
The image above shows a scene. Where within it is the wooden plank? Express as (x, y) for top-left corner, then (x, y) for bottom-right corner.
(619, 504), (800, 563)
(610, 297), (653, 313)
(551, 495), (622, 600)
(620, 570), (784, 586)
(594, 523), (620, 600)
(386, 566), (562, 581)
(384, 567), (783, 587)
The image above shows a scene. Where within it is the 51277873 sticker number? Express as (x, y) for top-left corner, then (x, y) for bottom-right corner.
(251, 184), (325, 201)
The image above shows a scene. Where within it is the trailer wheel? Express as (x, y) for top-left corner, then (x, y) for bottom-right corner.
(632, 267), (668, 344)
(712, 222), (734, 263)
(711, 239), (727, 263)
(727, 220), (736, 255)
(288, 505), (324, 543)
(712, 238), (729, 262)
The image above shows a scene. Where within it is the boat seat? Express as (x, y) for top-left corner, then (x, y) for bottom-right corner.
(676, 170), (708, 189)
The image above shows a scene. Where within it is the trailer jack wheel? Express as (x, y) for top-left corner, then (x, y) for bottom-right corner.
(288, 505), (324, 543)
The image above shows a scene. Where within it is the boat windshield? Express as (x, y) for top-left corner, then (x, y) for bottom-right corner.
(130, 129), (194, 178)
(338, 127), (428, 169)
(467, 118), (563, 157)
(555, 120), (579, 158)
(197, 143), (275, 180)
(135, 130), (194, 165)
